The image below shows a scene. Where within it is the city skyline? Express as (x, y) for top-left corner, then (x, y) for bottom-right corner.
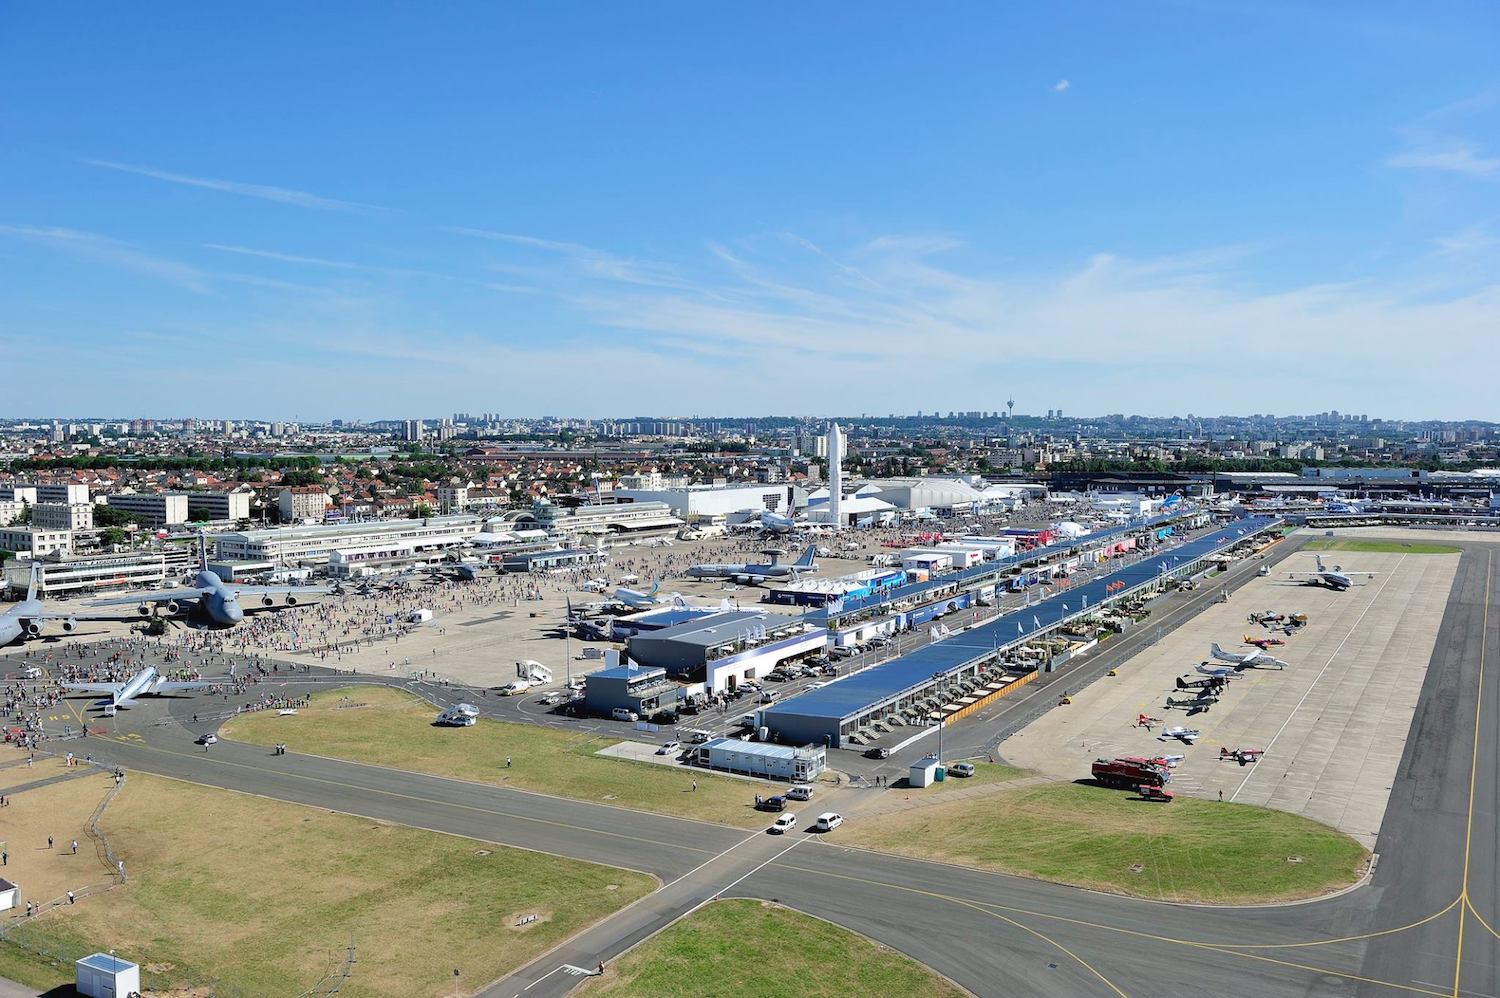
(2, 4), (1496, 419)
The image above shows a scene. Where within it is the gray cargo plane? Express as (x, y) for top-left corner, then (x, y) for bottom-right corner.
(87, 538), (334, 629)
(0, 565), (129, 645)
(685, 545), (819, 585)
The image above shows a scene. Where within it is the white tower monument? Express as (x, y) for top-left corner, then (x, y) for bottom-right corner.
(827, 422), (843, 530)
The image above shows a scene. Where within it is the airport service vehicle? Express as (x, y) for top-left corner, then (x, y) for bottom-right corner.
(814, 812), (844, 832)
(948, 762), (976, 778)
(1257, 566), (1271, 577)
(864, 747), (891, 760)
(769, 813), (797, 834)
(655, 740), (680, 755)
(498, 681), (535, 696)
(196, 733), (218, 746)
(1092, 757), (1169, 789)
(1210, 642), (1289, 670)
(1157, 726), (1200, 745)
(1138, 785), (1175, 803)
(684, 729), (713, 744)
(611, 708), (640, 723)
(786, 784), (815, 801)
(1287, 554), (1379, 591)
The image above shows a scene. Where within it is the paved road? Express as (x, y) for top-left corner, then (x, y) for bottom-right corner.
(50, 542), (1499, 997)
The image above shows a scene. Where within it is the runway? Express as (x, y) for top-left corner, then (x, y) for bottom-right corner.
(61, 543), (1500, 997)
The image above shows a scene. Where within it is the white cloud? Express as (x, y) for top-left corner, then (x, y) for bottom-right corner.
(1053, 79), (1071, 92)
(203, 243), (360, 269)
(0, 224), (210, 292)
(1387, 145), (1500, 179)
(85, 159), (384, 211)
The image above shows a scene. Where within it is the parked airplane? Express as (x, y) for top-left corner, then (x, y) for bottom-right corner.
(1210, 642), (1289, 670)
(63, 665), (214, 709)
(579, 579), (667, 614)
(1176, 675), (1228, 691)
(1158, 726), (1201, 744)
(728, 510), (799, 536)
(0, 565), (132, 646)
(87, 538), (335, 628)
(686, 545), (819, 584)
(1165, 693), (1219, 712)
(1196, 662), (1243, 679)
(1242, 634), (1286, 649)
(1287, 554), (1378, 591)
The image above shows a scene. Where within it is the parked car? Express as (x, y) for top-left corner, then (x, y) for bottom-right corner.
(758, 795), (787, 812)
(655, 740), (680, 755)
(786, 784), (815, 801)
(948, 762), (976, 778)
(813, 812), (844, 832)
(864, 747), (891, 760)
(769, 813), (797, 834)
(611, 708), (639, 723)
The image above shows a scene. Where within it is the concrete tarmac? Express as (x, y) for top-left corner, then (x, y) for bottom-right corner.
(31, 539), (1500, 998)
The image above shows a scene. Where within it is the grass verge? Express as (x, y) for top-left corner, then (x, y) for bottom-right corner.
(912, 761), (1024, 792)
(580, 899), (964, 998)
(1303, 538), (1460, 555)
(223, 685), (771, 827)
(1, 773), (653, 996)
(843, 782), (1368, 903)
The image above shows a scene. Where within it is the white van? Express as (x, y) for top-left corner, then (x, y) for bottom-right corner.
(814, 812), (844, 832)
(611, 708), (639, 723)
(786, 784), (815, 801)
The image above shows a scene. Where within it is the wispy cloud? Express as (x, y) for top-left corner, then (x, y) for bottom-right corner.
(442, 225), (694, 289)
(85, 159), (383, 212)
(1387, 145), (1500, 179)
(0, 224), (210, 292)
(203, 243), (360, 269)
(1053, 79), (1071, 92)
(1435, 226), (1500, 255)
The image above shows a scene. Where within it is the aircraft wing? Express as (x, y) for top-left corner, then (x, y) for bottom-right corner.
(62, 681), (125, 696)
(154, 680), (215, 693)
(87, 587), (211, 608)
(27, 610), (149, 623)
(227, 584), (336, 598)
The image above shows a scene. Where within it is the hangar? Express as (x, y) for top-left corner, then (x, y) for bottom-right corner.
(626, 609), (826, 693)
(761, 515), (1279, 747)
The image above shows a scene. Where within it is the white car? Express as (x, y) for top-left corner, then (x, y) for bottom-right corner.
(196, 733), (218, 746)
(786, 784), (815, 801)
(655, 740), (680, 755)
(769, 813), (797, 834)
(813, 812), (843, 832)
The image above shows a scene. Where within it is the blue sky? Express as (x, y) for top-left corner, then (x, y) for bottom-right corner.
(1, 3), (1496, 421)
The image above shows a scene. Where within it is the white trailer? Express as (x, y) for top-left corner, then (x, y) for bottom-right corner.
(517, 660), (553, 684)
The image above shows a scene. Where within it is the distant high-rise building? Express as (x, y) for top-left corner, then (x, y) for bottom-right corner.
(401, 420), (425, 442)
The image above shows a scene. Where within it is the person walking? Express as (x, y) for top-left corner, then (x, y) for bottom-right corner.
(71, 840), (78, 855)
(66, 891), (75, 905)
(47, 836), (53, 850)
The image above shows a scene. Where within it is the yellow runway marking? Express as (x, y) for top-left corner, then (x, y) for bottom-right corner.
(779, 860), (1449, 996)
(1453, 550), (1492, 996)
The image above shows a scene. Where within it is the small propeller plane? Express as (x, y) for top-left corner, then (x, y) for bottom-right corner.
(1210, 642), (1290, 671)
(1242, 634), (1286, 649)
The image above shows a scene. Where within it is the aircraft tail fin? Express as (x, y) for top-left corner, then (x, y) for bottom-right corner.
(795, 545), (818, 569)
(1314, 553), (1326, 573)
(1210, 642), (1228, 660)
(648, 578), (660, 597)
(25, 563), (39, 602)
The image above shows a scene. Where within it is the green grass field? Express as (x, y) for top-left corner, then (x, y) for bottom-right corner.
(222, 685), (772, 827)
(1, 774), (654, 996)
(913, 760), (1024, 792)
(845, 783), (1368, 903)
(1303, 538), (1460, 554)
(581, 899), (964, 998)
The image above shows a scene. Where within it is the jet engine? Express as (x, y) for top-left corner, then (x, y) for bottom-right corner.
(25, 622), (41, 636)
(137, 603), (152, 616)
(164, 600), (181, 615)
(62, 617), (78, 632)
(285, 594), (298, 606)
(262, 595), (275, 607)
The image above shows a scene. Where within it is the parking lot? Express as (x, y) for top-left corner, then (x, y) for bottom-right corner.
(999, 541), (1460, 847)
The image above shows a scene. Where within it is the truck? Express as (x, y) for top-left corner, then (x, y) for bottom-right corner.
(1091, 756), (1169, 789)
